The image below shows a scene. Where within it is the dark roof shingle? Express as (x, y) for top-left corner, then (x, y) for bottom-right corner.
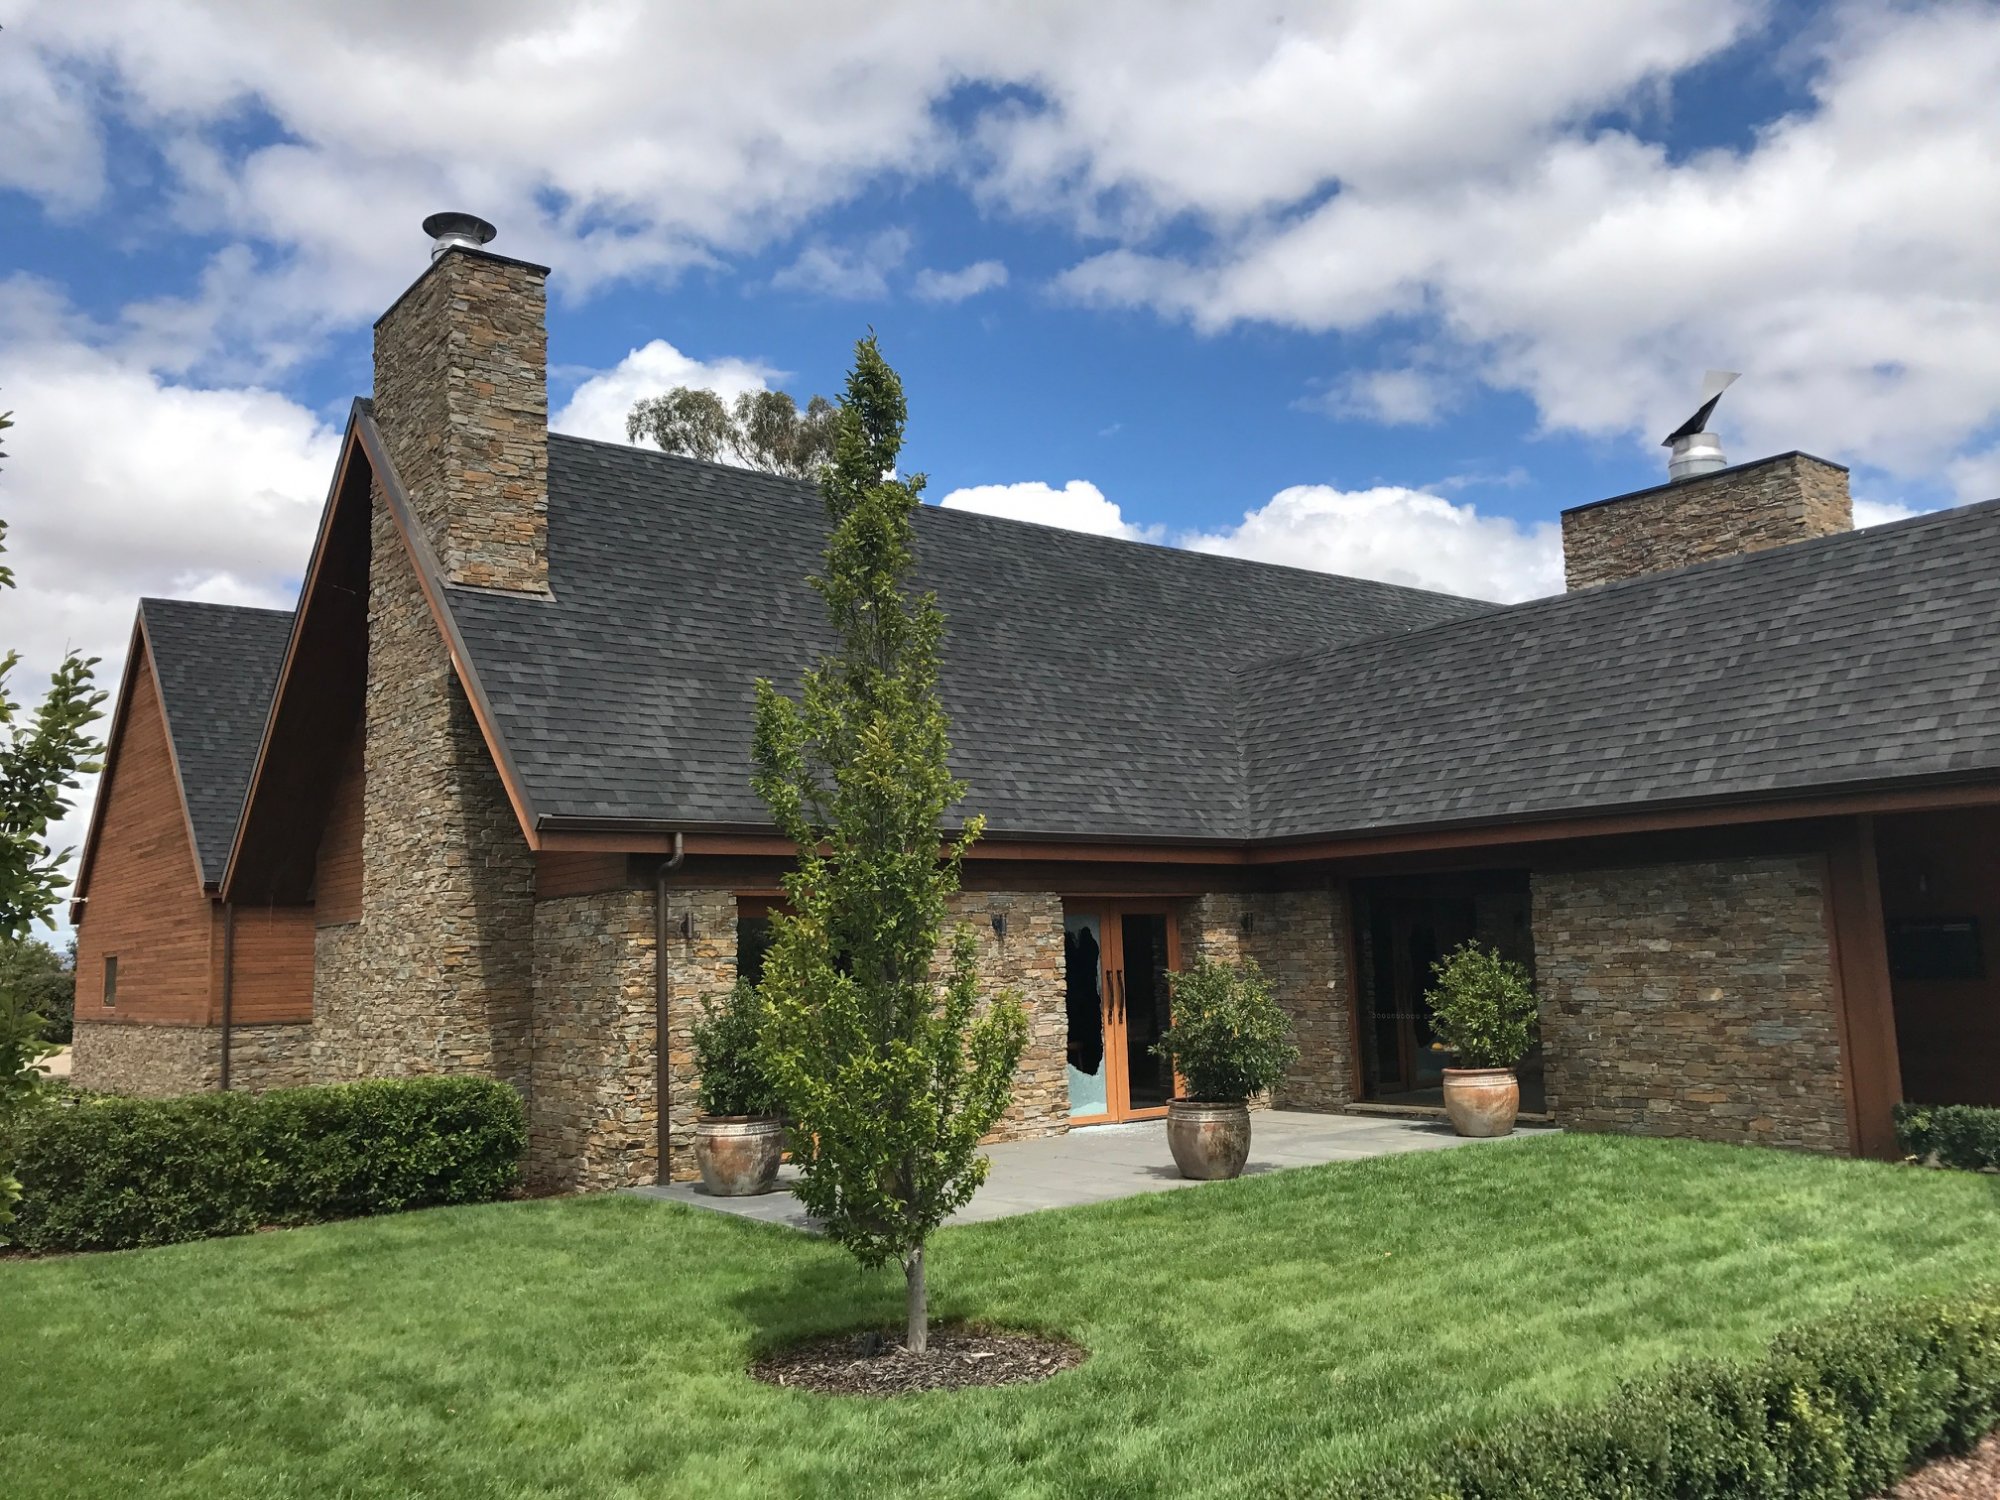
(140, 598), (293, 883)
(445, 437), (1491, 839)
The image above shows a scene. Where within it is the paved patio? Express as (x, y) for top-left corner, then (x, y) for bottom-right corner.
(631, 1109), (1550, 1230)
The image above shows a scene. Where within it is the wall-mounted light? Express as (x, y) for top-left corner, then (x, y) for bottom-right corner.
(1240, 911), (1255, 936)
(677, 911), (694, 941)
(991, 912), (1008, 940)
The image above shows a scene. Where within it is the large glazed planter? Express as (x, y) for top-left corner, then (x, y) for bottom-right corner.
(694, 1116), (785, 1196)
(1441, 1068), (1520, 1138)
(1166, 1099), (1253, 1180)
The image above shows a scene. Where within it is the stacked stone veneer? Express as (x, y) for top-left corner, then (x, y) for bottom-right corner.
(655, 889), (739, 1185)
(1533, 855), (1850, 1153)
(309, 491), (537, 1089)
(529, 889), (659, 1192)
(1562, 453), (1851, 591)
(72, 1020), (314, 1096)
(372, 249), (549, 594)
(949, 891), (1067, 1142)
(1182, 889), (1354, 1112)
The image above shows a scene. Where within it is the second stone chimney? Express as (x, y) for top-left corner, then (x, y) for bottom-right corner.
(373, 214), (551, 594)
(1560, 451), (1853, 591)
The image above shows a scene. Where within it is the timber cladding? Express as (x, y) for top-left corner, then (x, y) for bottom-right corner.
(314, 729), (364, 925)
(73, 653), (215, 1028)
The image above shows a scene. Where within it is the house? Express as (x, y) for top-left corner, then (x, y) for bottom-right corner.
(70, 217), (2000, 1191)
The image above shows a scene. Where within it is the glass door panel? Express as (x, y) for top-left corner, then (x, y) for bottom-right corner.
(1063, 912), (1110, 1120)
(1119, 914), (1174, 1112)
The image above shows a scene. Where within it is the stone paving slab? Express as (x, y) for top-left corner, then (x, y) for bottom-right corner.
(629, 1109), (1553, 1231)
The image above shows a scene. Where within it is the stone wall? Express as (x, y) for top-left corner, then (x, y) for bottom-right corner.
(529, 890), (659, 1193)
(71, 1020), (314, 1095)
(372, 248), (549, 594)
(658, 889), (739, 1183)
(310, 489), (537, 1092)
(949, 891), (1068, 1142)
(1533, 855), (1850, 1152)
(1182, 888), (1354, 1112)
(1562, 453), (1851, 591)
(228, 1022), (316, 1091)
(71, 1020), (216, 1095)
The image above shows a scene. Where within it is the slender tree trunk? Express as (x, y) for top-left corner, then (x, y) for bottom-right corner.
(904, 1243), (928, 1354)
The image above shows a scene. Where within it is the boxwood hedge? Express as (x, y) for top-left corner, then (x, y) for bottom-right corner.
(1896, 1102), (2000, 1173)
(1317, 1289), (2000, 1500)
(10, 1075), (523, 1253)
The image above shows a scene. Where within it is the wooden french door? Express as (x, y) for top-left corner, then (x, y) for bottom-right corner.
(1062, 903), (1182, 1124)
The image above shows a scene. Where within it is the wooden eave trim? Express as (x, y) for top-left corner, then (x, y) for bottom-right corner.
(352, 407), (545, 852)
(531, 773), (2000, 865)
(221, 406), (363, 899)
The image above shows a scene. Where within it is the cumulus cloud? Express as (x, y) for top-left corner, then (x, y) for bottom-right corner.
(912, 260), (1009, 303)
(939, 476), (1559, 601)
(1053, 5), (2000, 479)
(772, 229), (913, 300)
(938, 480), (1149, 539)
(552, 340), (779, 443)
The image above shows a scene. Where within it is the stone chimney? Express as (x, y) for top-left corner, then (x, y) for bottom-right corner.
(372, 214), (551, 594)
(1560, 452), (1852, 591)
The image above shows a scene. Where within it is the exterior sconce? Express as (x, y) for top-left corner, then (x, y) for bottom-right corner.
(991, 913), (1007, 939)
(1240, 911), (1255, 936)
(677, 911), (694, 941)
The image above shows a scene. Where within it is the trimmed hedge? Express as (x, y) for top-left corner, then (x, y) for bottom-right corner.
(1316, 1290), (2000, 1500)
(10, 1075), (524, 1253)
(1896, 1102), (2000, 1173)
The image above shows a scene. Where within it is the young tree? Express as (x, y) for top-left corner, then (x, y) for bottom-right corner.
(627, 386), (838, 480)
(0, 400), (106, 1239)
(752, 337), (1027, 1354)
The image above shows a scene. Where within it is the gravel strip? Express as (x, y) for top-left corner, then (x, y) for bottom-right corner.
(750, 1324), (1085, 1395)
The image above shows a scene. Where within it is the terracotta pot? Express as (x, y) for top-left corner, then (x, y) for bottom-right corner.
(1166, 1099), (1253, 1180)
(694, 1116), (784, 1196)
(1441, 1068), (1519, 1137)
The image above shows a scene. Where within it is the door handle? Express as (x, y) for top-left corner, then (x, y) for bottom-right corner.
(1115, 968), (1127, 1023)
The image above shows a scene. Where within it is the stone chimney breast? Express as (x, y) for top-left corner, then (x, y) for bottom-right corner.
(1560, 451), (1852, 592)
(372, 220), (551, 595)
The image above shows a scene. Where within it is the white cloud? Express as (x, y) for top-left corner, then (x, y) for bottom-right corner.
(938, 479), (1148, 539)
(940, 476), (1560, 601)
(1053, 5), (2000, 480)
(552, 340), (778, 443)
(772, 229), (912, 300)
(1305, 367), (1453, 426)
(912, 260), (1009, 303)
(1188, 485), (1561, 602)
(1852, 498), (1921, 530)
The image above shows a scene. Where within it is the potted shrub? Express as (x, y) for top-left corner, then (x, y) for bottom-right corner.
(1152, 958), (1299, 1180)
(1425, 942), (1538, 1137)
(691, 980), (784, 1196)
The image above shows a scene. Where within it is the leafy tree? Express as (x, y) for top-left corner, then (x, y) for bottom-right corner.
(1153, 958), (1298, 1103)
(751, 337), (1027, 1354)
(0, 938), (74, 1046)
(627, 387), (838, 480)
(0, 399), (107, 1241)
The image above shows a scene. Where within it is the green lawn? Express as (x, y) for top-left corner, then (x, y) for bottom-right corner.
(4, 1134), (1997, 1499)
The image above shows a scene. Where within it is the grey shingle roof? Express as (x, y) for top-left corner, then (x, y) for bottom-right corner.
(1237, 496), (2000, 840)
(442, 438), (2000, 844)
(140, 598), (293, 883)
(445, 437), (1491, 839)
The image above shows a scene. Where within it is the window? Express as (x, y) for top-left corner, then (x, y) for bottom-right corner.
(102, 955), (118, 1009)
(1888, 919), (1984, 982)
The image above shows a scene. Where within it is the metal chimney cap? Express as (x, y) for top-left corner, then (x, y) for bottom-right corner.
(422, 212), (498, 260)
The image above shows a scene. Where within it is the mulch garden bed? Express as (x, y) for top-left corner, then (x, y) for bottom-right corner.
(749, 1323), (1086, 1395)
(1880, 1430), (2000, 1500)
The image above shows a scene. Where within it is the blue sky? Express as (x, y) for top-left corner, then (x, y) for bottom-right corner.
(4, 0), (1999, 926)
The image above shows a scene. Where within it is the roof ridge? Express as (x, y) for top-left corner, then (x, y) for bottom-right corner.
(1235, 490), (2000, 681)
(548, 428), (1488, 611)
(141, 596), (295, 620)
